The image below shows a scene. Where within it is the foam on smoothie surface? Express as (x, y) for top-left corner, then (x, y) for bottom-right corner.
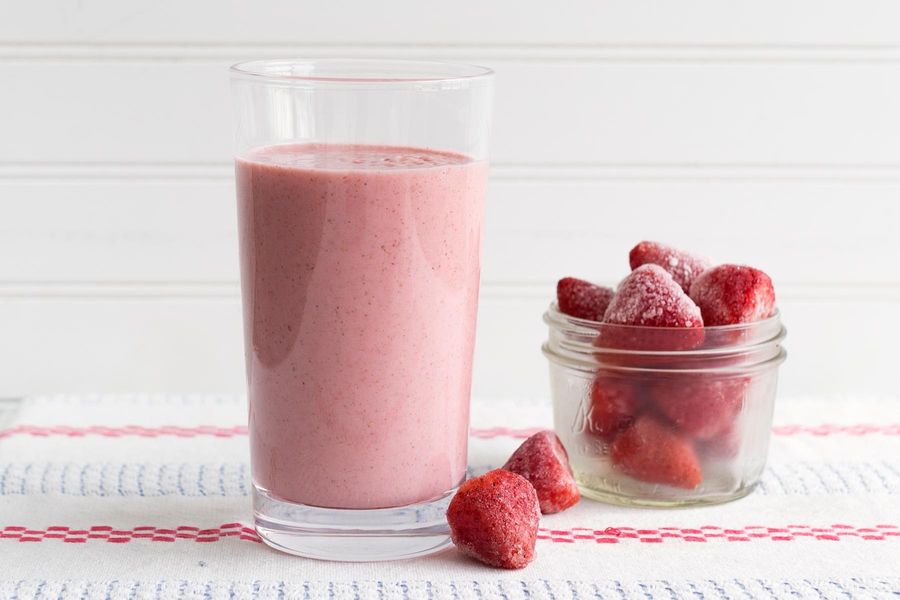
(244, 143), (472, 171)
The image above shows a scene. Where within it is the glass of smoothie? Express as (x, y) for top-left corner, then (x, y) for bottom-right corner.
(230, 59), (493, 561)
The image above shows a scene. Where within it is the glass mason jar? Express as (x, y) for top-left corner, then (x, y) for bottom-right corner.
(543, 303), (787, 507)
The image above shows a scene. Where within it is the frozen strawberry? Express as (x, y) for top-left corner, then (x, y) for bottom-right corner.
(651, 375), (748, 440)
(604, 265), (703, 328)
(557, 277), (615, 321)
(598, 265), (704, 351)
(629, 241), (712, 293)
(610, 416), (702, 489)
(447, 469), (540, 569)
(586, 374), (641, 440)
(689, 264), (775, 326)
(502, 430), (580, 514)
(699, 425), (741, 460)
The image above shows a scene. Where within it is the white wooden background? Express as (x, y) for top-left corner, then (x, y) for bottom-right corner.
(2, 1), (900, 399)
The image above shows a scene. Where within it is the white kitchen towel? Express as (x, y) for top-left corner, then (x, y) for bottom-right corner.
(0, 394), (898, 599)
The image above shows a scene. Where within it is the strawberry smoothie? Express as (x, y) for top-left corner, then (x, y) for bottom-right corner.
(236, 143), (487, 510)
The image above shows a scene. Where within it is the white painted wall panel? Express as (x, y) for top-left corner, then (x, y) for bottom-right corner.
(0, 181), (239, 284)
(0, 292), (893, 400)
(2, 180), (899, 286)
(4, 1), (900, 46)
(3, 62), (900, 165)
(1, 1), (898, 397)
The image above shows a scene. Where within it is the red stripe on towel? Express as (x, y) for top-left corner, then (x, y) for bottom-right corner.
(0, 523), (895, 545)
(2, 423), (899, 441)
(535, 524), (900, 544)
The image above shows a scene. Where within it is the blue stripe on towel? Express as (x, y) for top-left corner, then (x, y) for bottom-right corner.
(1, 461), (900, 497)
(0, 463), (249, 497)
(1, 578), (899, 599)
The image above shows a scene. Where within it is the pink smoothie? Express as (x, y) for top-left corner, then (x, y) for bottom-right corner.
(236, 143), (487, 509)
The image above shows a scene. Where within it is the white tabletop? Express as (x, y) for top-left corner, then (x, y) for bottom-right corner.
(1, 394), (898, 599)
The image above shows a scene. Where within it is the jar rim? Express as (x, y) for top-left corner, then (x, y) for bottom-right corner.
(546, 302), (781, 335)
(543, 303), (787, 373)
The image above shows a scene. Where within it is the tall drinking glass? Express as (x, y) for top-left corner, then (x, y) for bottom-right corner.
(230, 59), (493, 561)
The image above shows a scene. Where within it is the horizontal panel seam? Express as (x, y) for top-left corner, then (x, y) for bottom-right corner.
(3, 42), (900, 62)
(1, 282), (898, 301)
(5, 42), (900, 49)
(6, 161), (900, 168)
(4, 163), (900, 183)
(5, 58), (900, 66)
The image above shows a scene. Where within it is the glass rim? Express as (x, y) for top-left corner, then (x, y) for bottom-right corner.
(229, 58), (495, 88)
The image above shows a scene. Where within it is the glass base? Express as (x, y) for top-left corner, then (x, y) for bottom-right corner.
(577, 480), (756, 508)
(253, 485), (456, 561)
